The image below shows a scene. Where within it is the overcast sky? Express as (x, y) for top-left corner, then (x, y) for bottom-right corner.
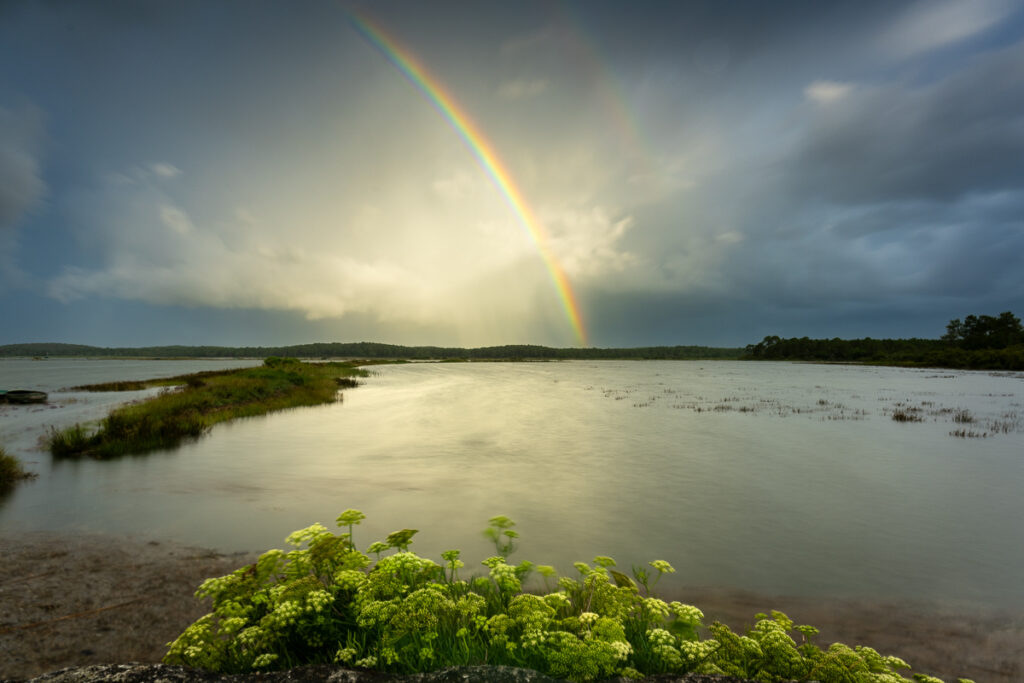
(2, 0), (1023, 348)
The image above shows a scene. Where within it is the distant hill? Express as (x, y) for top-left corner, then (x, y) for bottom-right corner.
(0, 342), (742, 361)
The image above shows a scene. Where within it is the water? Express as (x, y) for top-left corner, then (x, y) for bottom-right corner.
(0, 358), (262, 457)
(2, 359), (1022, 609)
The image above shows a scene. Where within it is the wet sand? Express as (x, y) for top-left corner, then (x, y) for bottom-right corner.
(1, 532), (1020, 682)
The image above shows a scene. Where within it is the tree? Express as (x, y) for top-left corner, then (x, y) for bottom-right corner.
(942, 311), (1024, 349)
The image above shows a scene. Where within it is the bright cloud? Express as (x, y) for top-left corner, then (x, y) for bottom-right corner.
(804, 80), (853, 104)
(150, 162), (182, 178)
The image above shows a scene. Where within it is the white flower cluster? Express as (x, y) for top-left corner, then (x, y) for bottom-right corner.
(679, 639), (718, 664)
(488, 562), (521, 593)
(643, 597), (671, 619)
(609, 640), (633, 661)
(356, 599), (398, 628)
(306, 589), (332, 612)
(236, 626), (263, 647)
(269, 600), (303, 627)
(522, 627), (547, 649)
(333, 569), (367, 591)
(647, 628), (675, 647)
(333, 646), (357, 663)
(219, 616), (247, 634)
(670, 601), (704, 623)
(456, 593), (486, 618)
(196, 574), (235, 600)
(579, 611), (600, 627)
(378, 551), (438, 576)
(542, 592), (570, 611)
(649, 560), (675, 574)
(285, 523), (331, 547)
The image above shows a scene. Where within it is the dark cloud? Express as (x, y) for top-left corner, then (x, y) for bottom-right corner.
(790, 41), (1024, 205)
(2, 1), (1024, 345)
(0, 105), (45, 232)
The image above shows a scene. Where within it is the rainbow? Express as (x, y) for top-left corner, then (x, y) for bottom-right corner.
(348, 10), (588, 347)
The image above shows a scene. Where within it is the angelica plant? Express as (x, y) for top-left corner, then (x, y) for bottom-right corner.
(165, 511), (969, 683)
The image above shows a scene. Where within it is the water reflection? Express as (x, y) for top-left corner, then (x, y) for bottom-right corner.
(1, 360), (1022, 608)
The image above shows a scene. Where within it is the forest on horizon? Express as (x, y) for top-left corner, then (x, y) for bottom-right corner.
(2, 312), (1022, 369)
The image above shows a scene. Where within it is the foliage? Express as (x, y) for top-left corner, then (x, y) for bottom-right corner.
(47, 359), (369, 459)
(165, 513), (966, 683)
(942, 312), (1024, 350)
(0, 446), (36, 491)
(743, 311), (1024, 370)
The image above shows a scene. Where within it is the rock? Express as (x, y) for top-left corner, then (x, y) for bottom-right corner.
(10, 664), (764, 683)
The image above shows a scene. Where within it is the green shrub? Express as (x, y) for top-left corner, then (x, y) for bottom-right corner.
(165, 513), (966, 683)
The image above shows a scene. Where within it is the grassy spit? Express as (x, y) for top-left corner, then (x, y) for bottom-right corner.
(48, 357), (378, 459)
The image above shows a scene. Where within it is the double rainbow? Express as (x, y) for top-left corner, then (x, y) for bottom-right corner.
(349, 10), (588, 347)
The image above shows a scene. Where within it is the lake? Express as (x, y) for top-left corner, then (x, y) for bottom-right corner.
(1, 358), (1022, 609)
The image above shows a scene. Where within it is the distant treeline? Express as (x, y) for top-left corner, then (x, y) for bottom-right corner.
(7, 311), (1023, 369)
(743, 311), (1024, 370)
(0, 341), (742, 361)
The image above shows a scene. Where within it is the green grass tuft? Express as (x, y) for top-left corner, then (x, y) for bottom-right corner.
(0, 446), (36, 491)
(49, 359), (375, 459)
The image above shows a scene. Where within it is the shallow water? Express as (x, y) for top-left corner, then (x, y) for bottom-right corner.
(1, 359), (1022, 609)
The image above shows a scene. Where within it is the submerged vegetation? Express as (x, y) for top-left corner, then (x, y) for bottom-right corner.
(0, 446), (36, 491)
(166, 513), (970, 683)
(47, 358), (370, 459)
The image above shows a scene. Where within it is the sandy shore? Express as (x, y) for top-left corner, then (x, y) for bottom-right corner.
(1, 532), (1020, 682)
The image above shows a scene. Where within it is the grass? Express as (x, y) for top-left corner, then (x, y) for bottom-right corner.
(891, 407), (924, 422)
(0, 446), (36, 491)
(48, 357), (376, 459)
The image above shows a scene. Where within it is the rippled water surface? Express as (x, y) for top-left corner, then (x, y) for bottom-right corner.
(2, 359), (1022, 608)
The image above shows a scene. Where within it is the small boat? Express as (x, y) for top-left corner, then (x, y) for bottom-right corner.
(1, 390), (48, 404)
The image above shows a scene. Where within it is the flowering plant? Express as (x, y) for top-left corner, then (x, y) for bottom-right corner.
(165, 512), (970, 683)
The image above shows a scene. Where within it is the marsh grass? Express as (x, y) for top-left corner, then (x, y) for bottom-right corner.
(48, 358), (373, 459)
(0, 446), (36, 491)
(949, 429), (988, 438)
(952, 409), (975, 424)
(890, 404), (924, 422)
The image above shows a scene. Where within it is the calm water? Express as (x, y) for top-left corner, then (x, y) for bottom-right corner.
(2, 359), (1022, 609)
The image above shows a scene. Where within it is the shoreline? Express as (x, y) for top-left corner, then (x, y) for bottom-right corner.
(1, 532), (1021, 682)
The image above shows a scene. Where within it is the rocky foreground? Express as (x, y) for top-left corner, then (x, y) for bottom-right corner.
(14, 664), (757, 683)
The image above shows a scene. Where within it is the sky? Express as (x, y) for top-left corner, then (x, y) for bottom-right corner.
(1, 0), (1023, 348)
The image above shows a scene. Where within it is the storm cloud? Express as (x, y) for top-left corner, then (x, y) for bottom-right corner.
(1, 0), (1023, 346)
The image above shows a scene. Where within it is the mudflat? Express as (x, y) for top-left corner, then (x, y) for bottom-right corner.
(0, 532), (1020, 682)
